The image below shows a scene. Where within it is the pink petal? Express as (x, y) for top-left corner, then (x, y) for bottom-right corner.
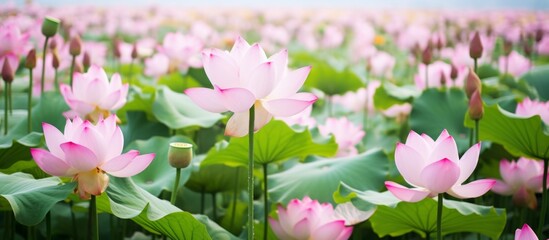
(310, 220), (349, 240)
(73, 125), (107, 163)
(202, 50), (239, 88)
(262, 93), (317, 117)
(98, 89), (121, 110)
(394, 143), (424, 187)
(500, 159), (520, 187)
(405, 130), (431, 159)
(229, 36), (251, 59)
(224, 104), (273, 137)
(217, 87), (256, 113)
(292, 218), (311, 239)
(269, 217), (292, 240)
(491, 180), (514, 195)
(60, 142), (99, 172)
(100, 150), (139, 172)
(107, 153), (155, 177)
(31, 148), (72, 176)
(42, 123), (67, 158)
(254, 102), (273, 131)
(276, 205), (294, 234)
(525, 175), (544, 193)
(385, 181), (430, 202)
(448, 179), (496, 199)
(105, 126), (124, 160)
(515, 224), (538, 240)
(109, 73), (122, 89)
(269, 65), (311, 98)
(110, 84), (129, 110)
(336, 226), (354, 240)
(427, 136), (459, 164)
(245, 61), (275, 99)
(184, 87), (228, 113)
(457, 143), (481, 184)
(268, 49), (289, 78)
(419, 158), (460, 194)
(240, 43), (268, 79)
(83, 77), (108, 104)
(65, 99), (95, 117)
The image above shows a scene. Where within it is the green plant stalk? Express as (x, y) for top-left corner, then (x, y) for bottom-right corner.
(212, 193), (217, 221)
(248, 105), (255, 240)
(363, 73), (369, 143)
(41, 36), (50, 94)
(263, 164), (269, 240)
(69, 55), (76, 87)
(425, 64), (429, 89)
(170, 168), (181, 205)
(200, 187), (205, 214)
(70, 201), (78, 239)
(89, 195), (98, 240)
(8, 83), (12, 115)
(473, 58), (478, 74)
(54, 69), (59, 92)
(27, 225), (35, 240)
(437, 194), (443, 240)
(28, 70), (33, 133)
(538, 158), (548, 238)
(4, 81), (8, 135)
(129, 60), (134, 87)
(474, 120), (480, 143)
(46, 211), (52, 240)
(230, 168), (240, 230)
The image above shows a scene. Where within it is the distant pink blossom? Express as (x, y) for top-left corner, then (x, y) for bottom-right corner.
(332, 81), (381, 114)
(318, 117), (365, 157)
(144, 53), (170, 78)
(276, 105), (316, 129)
(499, 51), (531, 77)
(370, 51), (395, 79)
(158, 32), (203, 73)
(537, 34), (549, 55)
(515, 224), (538, 240)
(0, 20), (31, 73)
(515, 98), (549, 125)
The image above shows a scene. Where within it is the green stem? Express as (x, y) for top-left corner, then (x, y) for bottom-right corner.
(200, 188), (205, 215)
(473, 58), (478, 74)
(28, 70), (33, 133)
(54, 69), (59, 92)
(46, 211), (51, 240)
(469, 128), (473, 147)
(41, 36), (50, 94)
(212, 193), (217, 221)
(27, 225), (35, 240)
(4, 81), (8, 135)
(8, 83), (12, 115)
(437, 194), (443, 240)
(263, 164), (269, 240)
(474, 120), (479, 143)
(129, 60), (134, 87)
(170, 168), (181, 205)
(69, 56), (76, 87)
(248, 105), (255, 240)
(230, 168), (240, 230)
(89, 195), (98, 240)
(538, 158), (548, 238)
(425, 64), (429, 89)
(69, 201), (78, 239)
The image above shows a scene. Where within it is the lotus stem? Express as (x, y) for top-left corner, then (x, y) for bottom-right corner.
(27, 225), (35, 240)
(40, 36), (50, 94)
(437, 193), (443, 240)
(469, 128), (473, 147)
(28, 70), (33, 133)
(200, 187), (205, 214)
(263, 164), (269, 240)
(248, 105), (256, 240)
(70, 201), (78, 239)
(170, 167), (181, 205)
(538, 158), (548, 238)
(69, 55), (76, 87)
(129, 60), (134, 87)
(474, 120), (480, 144)
(4, 81), (8, 135)
(8, 83), (12, 115)
(425, 64), (429, 89)
(54, 69), (59, 92)
(89, 195), (98, 240)
(230, 168), (240, 231)
(212, 193), (217, 221)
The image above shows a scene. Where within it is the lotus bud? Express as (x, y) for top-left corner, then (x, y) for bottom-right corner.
(49, 38), (58, 50)
(83, 51), (91, 70)
(469, 31), (483, 59)
(421, 43), (432, 65)
(69, 35), (82, 56)
(113, 38), (121, 59)
(25, 49), (36, 69)
(41, 16), (60, 38)
(486, 25), (493, 36)
(1, 60), (14, 83)
(168, 142), (193, 169)
(465, 68), (481, 99)
(503, 41), (513, 56)
(436, 36), (444, 51)
(52, 51), (60, 69)
(469, 90), (484, 120)
(131, 43), (138, 59)
(74, 61), (83, 73)
(440, 70), (447, 87)
(450, 64), (458, 80)
(535, 28), (544, 43)
(523, 41), (532, 57)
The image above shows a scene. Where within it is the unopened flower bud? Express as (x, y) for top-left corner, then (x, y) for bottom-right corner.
(41, 16), (60, 38)
(25, 49), (36, 69)
(465, 68), (481, 99)
(450, 64), (458, 80)
(503, 41), (513, 56)
(523, 41), (532, 57)
(535, 28), (544, 43)
(52, 51), (60, 69)
(2, 60), (14, 83)
(436, 36), (444, 50)
(421, 44), (432, 65)
(168, 142), (193, 169)
(49, 38), (57, 50)
(83, 51), (91, 70)
(69, 35), (82, 56)
(440, 71), (447, 87)
(469, 31), (483, 59)
(131, 43), (138, 59)
(469, 90), (484, 120)
(74, 61), (83, 73)
(113, 38), (121, 59)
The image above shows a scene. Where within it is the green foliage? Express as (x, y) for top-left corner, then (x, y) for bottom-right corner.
(373, 82), (419, 110)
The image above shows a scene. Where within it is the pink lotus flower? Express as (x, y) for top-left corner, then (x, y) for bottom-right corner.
(385, 130), (495, 202)
(276, 105), (316, 129)
(118, 38), (156, 64)
(144, 53), (170, 78)
(318, 117), (365, 157)
(414, 61), (458, 90)
(185, 36), (317, 137)
(0, 20), (31, 73)
(370, 51), (395, 79)
(30, 115), (155, 199)
(515, 98), (549, 125)
(382, 103), (412, 123)
(492, 158), (548, 209)
(515, 224), (538, 240)
(158, 32), (203, 73)
(537, 34), (549, 56)
(269, 196), (353, 240)
(499, 51), (531, 77)
(331, 80), (381, 114)
(60, 65), (129, 122)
